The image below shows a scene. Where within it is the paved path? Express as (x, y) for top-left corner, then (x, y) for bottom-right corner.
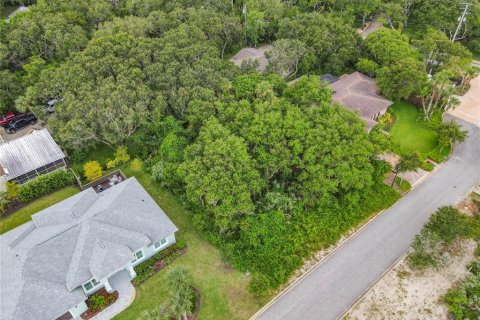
(92, 271), (135, 320)
(359, 18), (383, 39)
(256, 115), (480, 320)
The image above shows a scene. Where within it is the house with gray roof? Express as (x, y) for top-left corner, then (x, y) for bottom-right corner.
(230, 45), (272, 72)
(0, 128), (67, 189)
(0, 177), (178, 320)
(330, 72), (393, 129)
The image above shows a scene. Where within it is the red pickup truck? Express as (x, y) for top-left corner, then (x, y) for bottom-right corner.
(0, 112), (26, 127)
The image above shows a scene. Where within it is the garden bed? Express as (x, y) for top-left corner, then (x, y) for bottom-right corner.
(188, 287), (202, 320)
(81, 288), (118, 320)
(133, 241), (187, 287)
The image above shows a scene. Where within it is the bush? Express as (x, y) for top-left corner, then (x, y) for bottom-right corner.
(84, 161), (103, 181)
(408, 229), (445, 269)
(18, 170), (75, 203)
(106, 146), (131, 169)
(5, 181), (20, 200)
(89, 294), (107, 311)
(248, 273), (271, 296)
(132, 241), (186, 286)
(426, 206), (469, 244)
(443, 259), (480, 320)
(130, 158), (143, 171)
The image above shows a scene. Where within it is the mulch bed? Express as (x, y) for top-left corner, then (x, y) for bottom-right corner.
(153, 247), (188, 273)
(80, 288), (118, 320)
(188, 287), (202, 320)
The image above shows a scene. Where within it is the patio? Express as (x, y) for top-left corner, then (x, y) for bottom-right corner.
(81, 170), (127, 193)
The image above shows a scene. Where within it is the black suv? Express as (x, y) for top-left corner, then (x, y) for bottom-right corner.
(5, 113), (37, 134)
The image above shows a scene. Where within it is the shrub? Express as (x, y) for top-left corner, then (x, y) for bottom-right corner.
(5, 181), (20, 200)
(378, 111), (393, 125)
(84, 161), (103, 181)
(89, 294), (106, 311)
(443, 260), (480, 320)
(408, 229), (444, 269)
(106, 146), (131, 169)
(426, 206), (469, 244)
(248, 273), (271, 296)
(18, 170), (74, 203)
(130, 158), (143, 171)
(0, 192), (10, 213)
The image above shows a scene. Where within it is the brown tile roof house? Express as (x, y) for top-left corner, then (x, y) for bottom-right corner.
(230, 45), (272, 72)
(330, 72), (393, 129)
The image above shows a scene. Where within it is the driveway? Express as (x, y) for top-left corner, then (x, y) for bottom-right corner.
(0, 122), (48, 143)
(255, 115), (480, 320)
(448, 75), (480, 126)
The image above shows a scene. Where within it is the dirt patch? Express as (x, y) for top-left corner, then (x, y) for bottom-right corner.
(346, 239), (477, 320)
(457, 193), (480, 217)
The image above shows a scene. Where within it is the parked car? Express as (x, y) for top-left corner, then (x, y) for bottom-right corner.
(0, 112), (26, 127)
(4, 113), (37, 134)
(43, 99), (57, 113)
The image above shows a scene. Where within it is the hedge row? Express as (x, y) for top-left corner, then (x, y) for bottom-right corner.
(19, 170), (75, 203)
(132, 240), (186, 286)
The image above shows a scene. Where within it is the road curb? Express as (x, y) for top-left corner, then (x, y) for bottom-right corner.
(250, 145), (462, 320)
(250, 169), (437, 320)
(339, 183), (478, 320)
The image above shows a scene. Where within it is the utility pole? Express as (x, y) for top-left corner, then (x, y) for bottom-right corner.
(243, 3), (247, 44)
(452, 2), (472, 42)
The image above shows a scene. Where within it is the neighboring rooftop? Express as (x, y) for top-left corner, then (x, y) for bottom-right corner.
(230, 45), (272, 72)
(330, 72), (393, 129)
(0, 128), (65, 180)
(0, 177), (178, 320)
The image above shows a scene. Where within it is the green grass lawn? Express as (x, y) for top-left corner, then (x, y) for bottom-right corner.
(0, 186), (79, 234)
(389, 102), (439, 154)
(113, 165), (265, 320)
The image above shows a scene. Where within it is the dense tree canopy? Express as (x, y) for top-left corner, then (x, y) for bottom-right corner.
(1, 0), (476, 295)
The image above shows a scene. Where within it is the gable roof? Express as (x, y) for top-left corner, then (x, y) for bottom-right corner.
(1, 177), (178, 320)
(230, 45), (272, 72)
(330, 72), (393, 128)
(0, 129), (65, 180)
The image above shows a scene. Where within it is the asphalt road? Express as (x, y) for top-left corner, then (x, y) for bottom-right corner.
(256, 115), (480, 320)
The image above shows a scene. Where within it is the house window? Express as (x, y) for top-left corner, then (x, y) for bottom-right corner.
(83, 282), (93, 291)
(154, 238), (167, 249)
(83, 278), (100, 292)
(133, 250), (144, 262)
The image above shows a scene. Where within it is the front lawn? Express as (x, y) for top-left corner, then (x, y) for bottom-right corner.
(0, 186), (80, 234)
(389, 101), (439, 154)
(113, 166), (264, 320)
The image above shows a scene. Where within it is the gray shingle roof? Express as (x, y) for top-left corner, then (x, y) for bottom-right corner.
(1, 177), (178, 320)
(230, 45), (272, 72)
(330, 72), (393, 128)
(0, 129), (65, 180)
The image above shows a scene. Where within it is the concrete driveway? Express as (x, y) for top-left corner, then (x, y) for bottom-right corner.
(448, 76), (480, 126)
(0, 122), (48, 143)
(255, 115), (480, 320)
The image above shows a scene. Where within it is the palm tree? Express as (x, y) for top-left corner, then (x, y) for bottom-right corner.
(168, 266), (194, 320)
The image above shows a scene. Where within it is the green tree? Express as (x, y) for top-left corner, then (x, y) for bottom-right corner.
(355, 58), (379, 77)
(180, 117), (263, 236)
(278, 12), (362, 74)
(392, 152), (422, 186)
(365, 28), (418, 65)
(266, 39), (309, 78)
(436, 121), (468, 152)
(376, 57), (427, 100)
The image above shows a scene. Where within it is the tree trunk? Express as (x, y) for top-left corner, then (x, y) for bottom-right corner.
(391, 171), (398, 187)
